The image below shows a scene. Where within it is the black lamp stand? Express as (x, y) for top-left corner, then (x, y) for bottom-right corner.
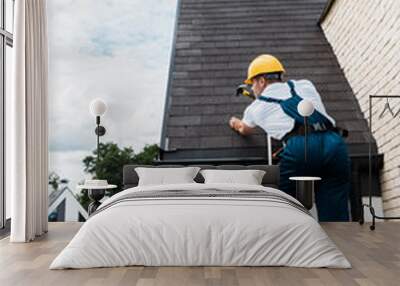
(95, 115), (106, 165)
(304, 116), (308, 162)
(87, 116), (106, 215)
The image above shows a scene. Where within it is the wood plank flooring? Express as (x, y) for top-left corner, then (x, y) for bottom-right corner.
(0, 222), (399, 286)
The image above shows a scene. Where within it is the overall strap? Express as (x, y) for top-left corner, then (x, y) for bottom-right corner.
(257, 95), (282, 104)
(287, 80), (297, 97)
(257, 80), (297, 104)
(286, 80), (334, 130)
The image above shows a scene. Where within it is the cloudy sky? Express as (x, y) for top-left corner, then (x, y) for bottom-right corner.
(47, 0), (178, 190)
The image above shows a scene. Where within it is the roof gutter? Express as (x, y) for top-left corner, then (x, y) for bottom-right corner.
(318, 0), (337, 26)
(154, 157), (271, 165)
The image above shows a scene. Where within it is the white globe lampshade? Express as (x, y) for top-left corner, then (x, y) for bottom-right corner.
(297, 99), (314, 117)
(89, 99), (107, 117)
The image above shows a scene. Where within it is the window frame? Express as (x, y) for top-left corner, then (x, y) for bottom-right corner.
(0, 0), (14, 230)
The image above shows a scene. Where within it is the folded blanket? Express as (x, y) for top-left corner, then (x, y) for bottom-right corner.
(92, 188), (311, 217)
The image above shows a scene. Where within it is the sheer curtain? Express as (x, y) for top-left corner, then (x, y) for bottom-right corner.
(10, 0), (48, 242)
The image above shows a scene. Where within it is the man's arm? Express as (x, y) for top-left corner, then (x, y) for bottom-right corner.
(229, 116), (255, 136)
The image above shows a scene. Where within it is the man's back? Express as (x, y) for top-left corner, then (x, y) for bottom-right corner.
(242, 79), (335, 140)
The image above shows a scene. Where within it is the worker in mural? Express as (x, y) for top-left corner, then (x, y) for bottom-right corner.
(229, 54), (350, 222)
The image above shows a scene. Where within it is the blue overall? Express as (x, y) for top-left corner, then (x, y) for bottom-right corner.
(258, 81), (350, 221)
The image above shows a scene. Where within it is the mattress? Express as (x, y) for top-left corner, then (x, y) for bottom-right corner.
(50, 183), (351, 269)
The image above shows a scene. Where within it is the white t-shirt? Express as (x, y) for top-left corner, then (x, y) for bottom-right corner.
(242, 79), (335, 140)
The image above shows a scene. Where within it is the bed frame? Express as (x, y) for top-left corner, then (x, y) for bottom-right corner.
(123, 164), (280, 189)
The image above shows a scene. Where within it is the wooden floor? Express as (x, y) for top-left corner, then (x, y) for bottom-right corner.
(0, 222), (399, 286)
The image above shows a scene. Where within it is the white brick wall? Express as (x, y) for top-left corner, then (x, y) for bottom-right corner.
(321, 0), (400, 216)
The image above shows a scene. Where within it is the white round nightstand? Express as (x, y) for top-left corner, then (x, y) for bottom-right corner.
(289, 176), (321, 210)
(77, 183), (117, 215)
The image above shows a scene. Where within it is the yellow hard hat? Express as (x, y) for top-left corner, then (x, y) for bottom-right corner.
(244, 54), (285, 84)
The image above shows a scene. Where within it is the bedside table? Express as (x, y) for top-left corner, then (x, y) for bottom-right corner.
(289, 176), (321, 210)
(77, 181), (117, 215)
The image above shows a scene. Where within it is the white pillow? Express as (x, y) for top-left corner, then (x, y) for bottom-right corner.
(200, 169), (266, 185)
(135, 167), (200, 186)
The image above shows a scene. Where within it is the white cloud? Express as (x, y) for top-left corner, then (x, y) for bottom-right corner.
(47, 0), (177, 182)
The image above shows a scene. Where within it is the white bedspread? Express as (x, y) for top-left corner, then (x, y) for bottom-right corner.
(50, 183), (351, 269)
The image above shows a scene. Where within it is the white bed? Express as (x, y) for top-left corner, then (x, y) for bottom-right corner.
(50, 183), (350, 269)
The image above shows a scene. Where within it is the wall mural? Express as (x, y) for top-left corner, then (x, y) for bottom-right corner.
(46, 0), (389, 223)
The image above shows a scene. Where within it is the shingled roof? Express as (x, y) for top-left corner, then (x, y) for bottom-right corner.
(160, 0), (376, 162)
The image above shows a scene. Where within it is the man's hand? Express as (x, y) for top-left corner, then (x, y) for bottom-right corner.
(229, 116), (254, 136)
(229, 116), (241, 130)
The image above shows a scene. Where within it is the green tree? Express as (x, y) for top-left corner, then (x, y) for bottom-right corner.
(48, 172), (61, 192)
(76, 142), (159, 209)
(48, 172), (69, 192)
